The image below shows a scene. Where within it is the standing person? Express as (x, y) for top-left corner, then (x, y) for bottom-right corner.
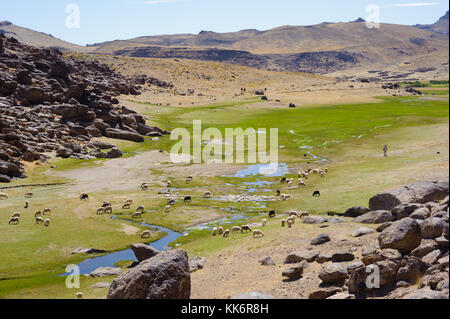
(383, 144), (388, 157)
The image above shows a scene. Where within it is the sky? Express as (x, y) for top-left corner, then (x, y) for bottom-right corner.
(1, 0), (449, 46)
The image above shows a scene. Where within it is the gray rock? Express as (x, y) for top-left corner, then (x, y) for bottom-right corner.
(189, 256), (207, 273)
(316, 254), (332, 264)
(344, 206), (370, 218)
(130, 243), (160, 262)
(355, 210), (394, 224)
(326, 292), (355, 299)
(310, 234), (331, 245)
(284, 251), (318, 264)
(391, 203), (423, 220)
(378, 218), (422, 254)
(107, 249), (190, 299)
(405, 289), (449, 299)
(421, 217), (446, 239)
(410, 207), (431, 220)
(422, 249), (442, 265)
(411, 240), (440, 258)
(308, 287), (342, 299)
(332, 252), (355, 262)
(259, 256), (275, 266)
(282, 262), (308, 280)
(90, 282), (111, 289)
(376, 222), (393, 232)
(89, 267), (122, 278)
(319, 263), (348, 284)
(71, 247), (108, 255)
(302, 216), (324, 224)
(352, 227), (375, 237)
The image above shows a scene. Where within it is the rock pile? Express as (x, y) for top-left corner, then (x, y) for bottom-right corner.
(0, 34), (169, 182)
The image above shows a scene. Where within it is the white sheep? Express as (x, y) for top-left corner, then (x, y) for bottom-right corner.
(320, 171), (325, 178)
(262, 218), (267, 226)
(218, 226), (224, 235)
(299, 212), (309, 219)
(313, 169), (320, 174)
(8, 217), (19, 225)
(231, 226), (242, 233)
(164, 205), (171, 213)
(0, 192), (8, 200)
(281, 219), (286, 227)
(43, 219), (50, 227)
(298, 179), (306, 186)
(43, 208), (51, 216)
(281, 194), (291, 201)
(223, 229), (230, 238)
(141, 183), (149, 190)
(287, 218), (294, 228)
(167, 180), (172, 188)
(186, 176), (193, 184)
(324, 168), (328, 173)
(96, 207), (105, 215)
(212, 227), (218, 236)
(76, 292), (83, 299)
(289, 211), (300, 218)
(35, 216), (44, 224)
(35, 211), (42, 217)
(25, 192), (33, 198)
(104, 206), (113, 214)
(124, 199), (133, 205)
(122, 203), (131, 210)
(253, 230), (265, 238)
(140, 230), (151, 238)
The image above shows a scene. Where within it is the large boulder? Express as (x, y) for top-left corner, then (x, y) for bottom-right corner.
(284, 251), (318, 264)
(369, 181), (449, 210)
(105, 128), (144, 143)
(310, 234), (331, 245)
(378, 218), (422, 254)
(351, 227), (375, 237)
(130, 243), (159, 262)
(89, 267), (122, 278)
(318, 263), (348, 285)
(344, 206), (370, 218)
(391, 203), (423, 220)
(355, 210), (394, 224)
(420, 217), (446, 239)
(107, 249), (190, 299)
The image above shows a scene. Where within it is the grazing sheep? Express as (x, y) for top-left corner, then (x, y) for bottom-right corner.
(313, 191), (321, 197)
(212, 227), (218, 236)
(43, 208), (51, 216)
(186, 176), (193, 184)
(80, 193), (89, 200)
(25, 192), (33, 198)
(298, 179), (306, 186)
(122, 203), (131, 210)
(35, 211), (42, 218)
(8, 217), (19, 225)
(289, 211), (300, 217)
(184, 196), (192, 203)
(104, 206), (113, 214)
(223, 229), (230, 238)
(24, 201), (29, 209)
(324, 168), (328, 173)
(287, 216), (296, 224)
(203, 191), (212, 198)
(299, 212), (310, 219)
(141, 183), (149, 190)
(124, 199), (133, 205)
(35, 216), (44, 224)
(281, 194), (291, 201)
(253, 230), (265, 238)
(167, 199), (176, 205)
(287, 219), (294, 228)
(313, 169), (320, 174)
(320, 171), (325, 178)
(280, 177), (287, 184)
(43, 219), (50, 227)
(231, 226), (242, 233)
(241, 225), (252, 233)
(140, 230), (151, 238)
(281, 219), (286, 227)
(269, 210), (276, 218)
(287, 179), (293, 186)
(11, 212), (21, 218)
(101, 201), (111, 208)
(0, 192), (8, 200)
(164, 205), (171, 213)
(96, 207), (105, 215)
(262, 218), (267, 226)
(132, 212), (142, 219)
(166, 180), (172, 188)
(76, 292), (83, 300)
(136, 206), (145, 213)
(303, 172), (309, 179)
(218, 226), (224, 235)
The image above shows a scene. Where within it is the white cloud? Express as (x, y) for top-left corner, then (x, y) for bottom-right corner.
(143, 0), (191, 4)
(386, 2), (439, 7)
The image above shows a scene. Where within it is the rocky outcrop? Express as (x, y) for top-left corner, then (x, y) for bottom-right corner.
(130, 243), (160, 262)
(0, 34), (169, 182)
(107, 249), (190, 299)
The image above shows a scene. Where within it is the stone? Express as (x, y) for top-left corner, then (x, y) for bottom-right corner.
(259, 257), (275, 266)
(316, 254), (332, 264)
(411, 240), (440, 258)
(352, 227), (375, 237)
(107, 249), (190, 299)
(422, 249), (442, 265)
(326, 292), (355, 299)
(71, 247), (108, 255)
(302, 216), (324, 224)
(410, 207), (431, 220)
(354, 210), (394, 224)
(284, 251), (318, 264)
(378, 218), (422, 254)
(319, 263), (348, 284)
(421, 217), (446, 239)
(130, 243), (159, 262)
(90, 282), (111, 289)
(309, 287), (342, 299)
(344, 206), (370, 218)
(310, 234), (330, 245)
(189, 256), (207, 273)
(391, 203), (423, 220)
(331, 252), (355, 262)
(282, 262), (308, 280)
(89, 267), (122, 278)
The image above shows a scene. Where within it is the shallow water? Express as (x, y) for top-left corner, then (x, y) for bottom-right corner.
(233, 163), (289, 177)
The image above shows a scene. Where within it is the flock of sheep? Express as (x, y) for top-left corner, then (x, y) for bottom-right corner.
(5, 191), (52, 227)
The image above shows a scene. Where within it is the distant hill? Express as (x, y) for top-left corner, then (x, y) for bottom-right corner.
(0, 21), (93, 52)
(414, 10), (449, 36)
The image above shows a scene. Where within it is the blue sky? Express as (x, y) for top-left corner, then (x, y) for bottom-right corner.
(2, 0), (448, 45)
